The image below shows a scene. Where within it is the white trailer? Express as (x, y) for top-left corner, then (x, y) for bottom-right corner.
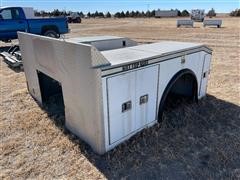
(177, 19), (194, 27)
(18, 32), (212, 154)
(155, 10), (178, 18)
(203, 19), (222, 28)
(191, 9), (205, 22)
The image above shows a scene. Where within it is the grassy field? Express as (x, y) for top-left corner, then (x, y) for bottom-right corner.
(1, 17), (240, 179)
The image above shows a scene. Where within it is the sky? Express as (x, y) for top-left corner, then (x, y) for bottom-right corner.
(0, 0), (239, 13)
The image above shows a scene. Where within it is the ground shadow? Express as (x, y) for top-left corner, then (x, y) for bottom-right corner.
(0, 46), (12, 53)
(43, 94), (240, 179)
(205, 26), (226, 29)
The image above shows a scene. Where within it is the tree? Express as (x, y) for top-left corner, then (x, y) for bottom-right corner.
(146, 10), (151, 17)
(129, 11), (135, 17)
(78, 11), (84, 18)
(141, 11), (145, 17)
(230, 9), (240, 16)
(181, 10), (189, 17)
(98, 12), (105, 18)
(150, 10), (155, 17)
(34, 10), (41, 17)
(120, 11), (125, 18)
(177, 10), (181, 16)
(135, 11), (140, 17)
(106, 12), (111, 18)
(207, 8), (216, 17)
(87, 12), (91, 18)
(94, 11), (99, 18)
(114, 12), (121, 18)
(125, 11), (130, 17)
(52, 9), (60, 16)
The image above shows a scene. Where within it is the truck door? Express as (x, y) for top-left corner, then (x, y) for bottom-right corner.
(0, 8), (28, 40)
(199, 54), (211, 97)
(135, 65), (159, 129)
(107, 71), (136, 144)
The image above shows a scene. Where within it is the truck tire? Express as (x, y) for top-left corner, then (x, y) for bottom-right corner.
(43, 30), (59, 38)
(76, 17), (81, 23)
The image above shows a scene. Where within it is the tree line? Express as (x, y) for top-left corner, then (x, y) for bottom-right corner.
(34, 9), (190, 18)
(34, 8), (240, 18)
(230, 9), (240, 16)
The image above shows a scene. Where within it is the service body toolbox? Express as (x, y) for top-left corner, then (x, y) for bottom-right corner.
(18, 32), (212, 154)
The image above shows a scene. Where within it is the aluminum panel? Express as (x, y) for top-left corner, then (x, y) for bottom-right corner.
(135, 65), (159, 129)
(107, 72), (136, 144)
(199, 54), (211, 97)
(18, 32), (107, 154)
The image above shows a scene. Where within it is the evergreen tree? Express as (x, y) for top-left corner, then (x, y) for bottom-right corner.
(106, 12), (111, 18)
(120, 11), (125, 18)
(125, 11), (130, 17)
(207, 8), (216, 17)
(230, 9), (240, 16)
(181, 10), (189, 17)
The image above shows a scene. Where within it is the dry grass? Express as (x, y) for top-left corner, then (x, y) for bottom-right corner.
(1, 17), (240, 179)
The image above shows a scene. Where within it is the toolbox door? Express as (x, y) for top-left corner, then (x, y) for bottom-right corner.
(199, 54), (211, 97)
(107, 72), (136, 144)
(135, 65), (159, 129)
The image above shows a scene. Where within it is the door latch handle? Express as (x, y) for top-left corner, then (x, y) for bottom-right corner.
(203, 71), (207, 78)
(140, 94), (148, 105)
(122, 101), (132, 112)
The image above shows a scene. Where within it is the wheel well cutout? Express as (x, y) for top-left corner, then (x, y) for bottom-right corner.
(158, 69), (198, 122)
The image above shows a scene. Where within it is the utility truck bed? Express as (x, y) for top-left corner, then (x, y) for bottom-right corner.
(18, 32), (212, 154)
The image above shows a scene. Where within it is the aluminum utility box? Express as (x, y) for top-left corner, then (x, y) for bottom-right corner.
(203, 19), (222, 28)
(18, 32), (212, 154)
(177, 19), (194, 27)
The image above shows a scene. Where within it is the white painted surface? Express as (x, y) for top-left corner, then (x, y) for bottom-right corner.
(101, 41), (206, 66)
(203, 20), (222, 27)
(158, 52), (205, 105)
(135, 66), (159, 128)
(107, 72), (136, 144)
(155, 10), (178, 17)
(105, 65), (159, 145)
(22, 7), (35, 19)
(18, 32), (212, 154)
(67, 36), (137, 51)
(199, 54), (211, 97)
(177, 20), (194, 27)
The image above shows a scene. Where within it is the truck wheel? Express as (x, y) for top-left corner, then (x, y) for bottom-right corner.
(76, 17), (81, 23)
(43, 30), (59, 38)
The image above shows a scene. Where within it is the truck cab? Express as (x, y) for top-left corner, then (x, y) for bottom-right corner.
(0, 7), (69, 42)
(0, 7), (29, 41)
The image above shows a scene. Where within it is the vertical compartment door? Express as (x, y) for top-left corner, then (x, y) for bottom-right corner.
(107, 72), (136, 144)
(135, 65), (159, 129)
(199, 54), (211, 98)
